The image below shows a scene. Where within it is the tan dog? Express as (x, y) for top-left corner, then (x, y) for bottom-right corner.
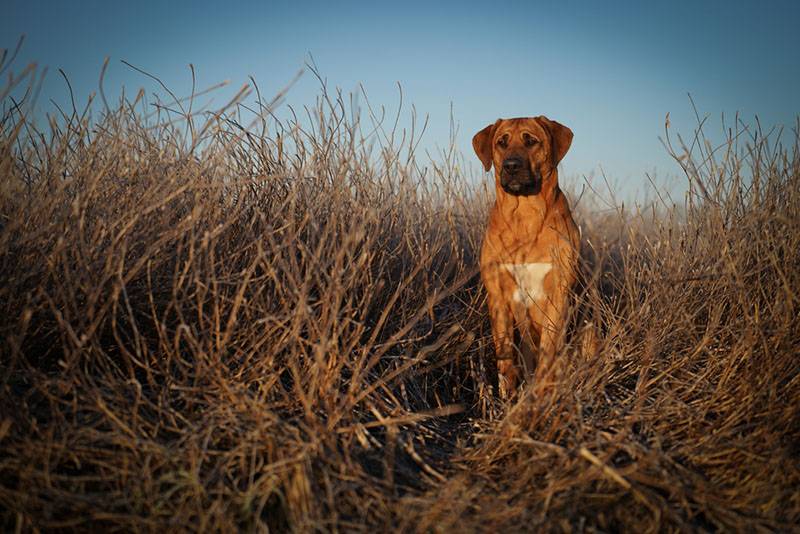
(473, 117), (580, 398)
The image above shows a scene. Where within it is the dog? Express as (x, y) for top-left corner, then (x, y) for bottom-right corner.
(473, 116), (580, 398)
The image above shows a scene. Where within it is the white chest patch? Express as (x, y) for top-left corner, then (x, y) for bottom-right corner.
(502, 263), (552, 306)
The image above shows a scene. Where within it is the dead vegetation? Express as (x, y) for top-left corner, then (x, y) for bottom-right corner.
(1, 54), (799, 532)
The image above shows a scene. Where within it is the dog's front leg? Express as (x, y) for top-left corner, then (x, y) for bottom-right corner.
(534, 295), (568, 386)
(488, 296), (518, 399)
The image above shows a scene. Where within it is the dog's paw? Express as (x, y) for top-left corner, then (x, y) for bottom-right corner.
(497, 360), (519, 400)
(498, 376), (511, 400)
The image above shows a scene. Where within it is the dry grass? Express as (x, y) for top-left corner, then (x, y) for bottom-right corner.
(1, 55), (799, 532)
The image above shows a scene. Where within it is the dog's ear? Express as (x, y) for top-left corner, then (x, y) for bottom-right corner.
(537, 116), (573, 166)
(472, 120), (500, 172)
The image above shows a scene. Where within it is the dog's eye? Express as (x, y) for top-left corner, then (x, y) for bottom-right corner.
(496, 136), (508, 148)
(523, 133), (539, 147)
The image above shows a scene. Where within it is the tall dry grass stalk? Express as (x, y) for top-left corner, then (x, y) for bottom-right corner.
(1, 55), (798, 531)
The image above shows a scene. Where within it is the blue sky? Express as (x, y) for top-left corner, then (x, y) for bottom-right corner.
(3, 0), (799, 197)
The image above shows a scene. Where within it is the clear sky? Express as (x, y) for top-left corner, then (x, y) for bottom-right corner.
(3, 0), (799, 197)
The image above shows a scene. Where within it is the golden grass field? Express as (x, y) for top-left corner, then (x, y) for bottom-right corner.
(1, 57), (799, 531)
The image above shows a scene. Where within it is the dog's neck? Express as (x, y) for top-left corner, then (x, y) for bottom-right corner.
(493, 167), (560, 236)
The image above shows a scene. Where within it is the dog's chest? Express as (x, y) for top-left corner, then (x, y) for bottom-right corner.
(501, 262), (552, 306)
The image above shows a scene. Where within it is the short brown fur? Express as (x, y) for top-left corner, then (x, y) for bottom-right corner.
(473, 116), (579, 398)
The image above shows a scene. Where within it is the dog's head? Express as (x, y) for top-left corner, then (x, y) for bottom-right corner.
(472, 117), (572, 196)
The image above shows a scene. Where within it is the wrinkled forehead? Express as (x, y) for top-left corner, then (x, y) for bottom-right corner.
(495, 117), (546, 140)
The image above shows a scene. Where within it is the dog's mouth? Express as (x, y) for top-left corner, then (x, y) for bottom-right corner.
(501, 172), (542, 196)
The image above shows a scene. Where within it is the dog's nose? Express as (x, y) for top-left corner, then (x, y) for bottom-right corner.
(502, 158), (523, 174)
